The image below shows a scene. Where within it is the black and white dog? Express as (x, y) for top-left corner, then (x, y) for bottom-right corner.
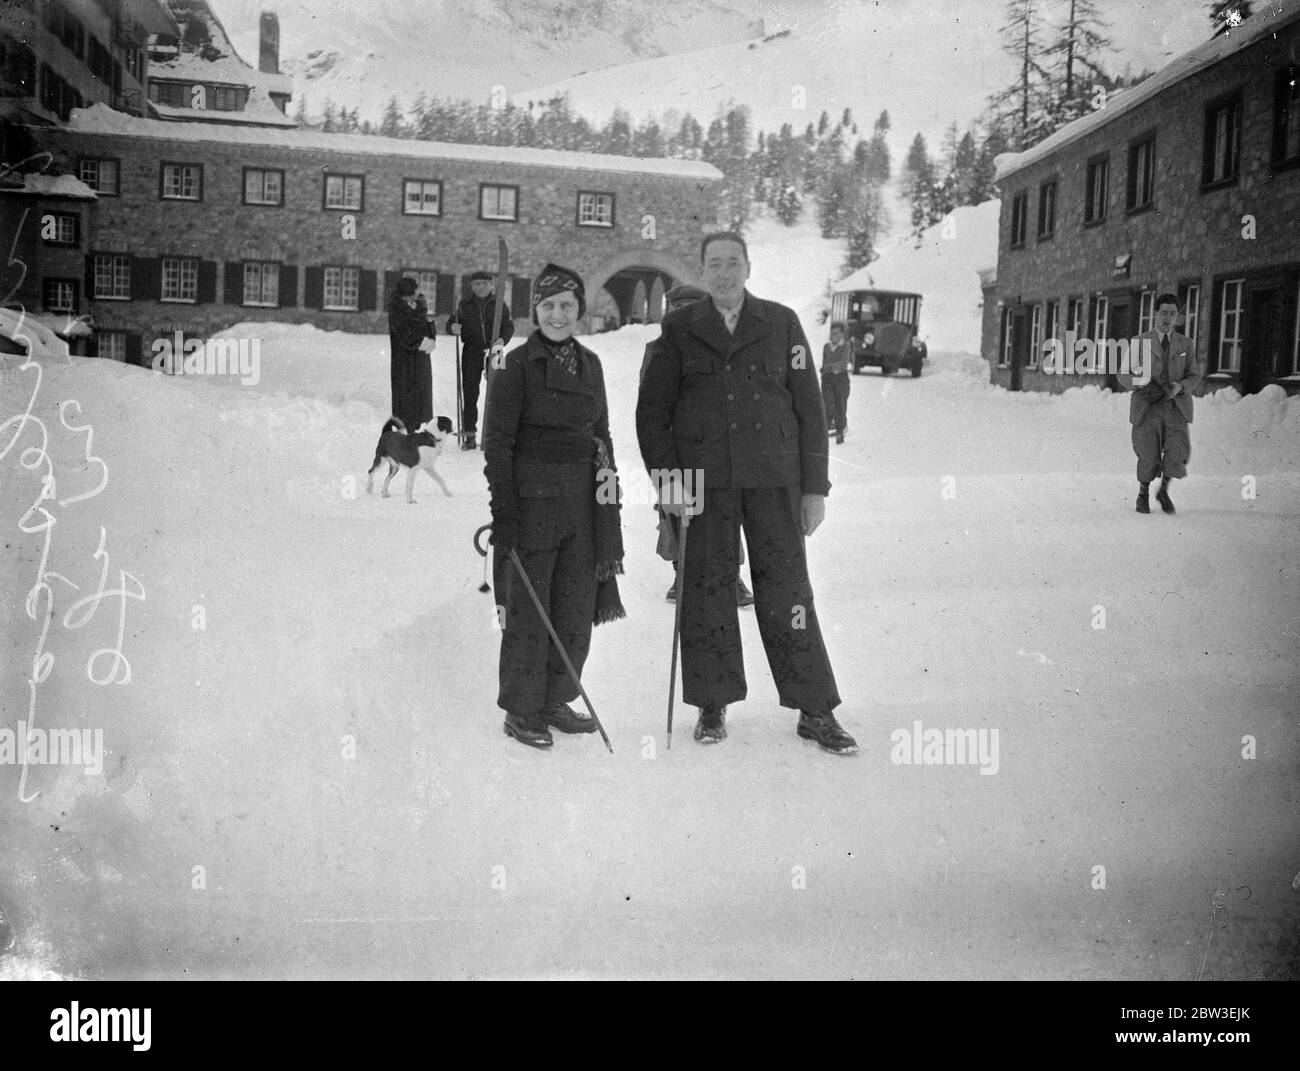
(366, 416), (455, 503)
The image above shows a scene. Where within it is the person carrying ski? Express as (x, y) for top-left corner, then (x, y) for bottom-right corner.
(449, 271), (513, 450)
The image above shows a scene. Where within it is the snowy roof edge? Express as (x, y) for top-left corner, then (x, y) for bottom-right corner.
(63, 106), (725, 181)
(995, 1), (1300, 181)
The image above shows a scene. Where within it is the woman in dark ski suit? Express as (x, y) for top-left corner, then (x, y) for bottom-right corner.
(483, 264), (624, 749)
(387, 276), (435, 430)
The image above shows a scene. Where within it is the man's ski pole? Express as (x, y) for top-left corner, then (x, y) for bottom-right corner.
(454, 321), (463, 440)
(507, 547), (613, 754)
(667, 508), (689, 750)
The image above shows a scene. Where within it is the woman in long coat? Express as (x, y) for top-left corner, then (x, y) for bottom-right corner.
(483, 264), (624, 749)
(387, 277), (435, 429)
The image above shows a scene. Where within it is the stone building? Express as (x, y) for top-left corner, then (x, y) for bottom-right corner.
(982, 1), (1300, 396)
(17, 106), (719, 362)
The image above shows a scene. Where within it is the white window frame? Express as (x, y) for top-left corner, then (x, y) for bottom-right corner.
(1085, 157), (1108, 223)
(78, 158), (118, 196)
(161, 257), (198, 303)
(45, 280), (75, 312)
(479, 184), (518, 221)
(1128, 138), (1154, 210)
(323, 266), (360, 311)
(244, 168), (283, 206)
(1044, 299), (1060, 362)
(577, 191), (614, 228)
(998, 308), (1012, 368)
(324, 175), (363, 211)
(1138, 291), (1155, 335)
(1028, 303), (1042, 369)
(93, 254), (130, 300)
(1207, 99), (1240, 183)
(242, 262), (279, 307)
(403, 180), (442, 216)
(1068, 297), (1085, 338)
(401, 269), (439, 302)
(161, 163), (201, 201)
(1093, 296), (1109, 346)
(1217, 279), (1244, 373)
(97, 331), (128, 361)
(1183, 284), (1200, 351)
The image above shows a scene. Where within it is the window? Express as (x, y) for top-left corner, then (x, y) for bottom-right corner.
(96, 331), (128, 362)
(1273, 66), (1300, 166)
(1068, 297), (1086, 338)
(92, 254), (130, 299)
(1028, 303), (1042, 369)
(401, 269), (439, 301)
(212, 86), (239, 111)
(323, 266), (360, 311)
(122, 45), (144, 84)
(161, 162), (202, 201)
(148, 80), (187, 107)
(242, 262), (280, 307)
(43, 279), (76, 312)
(577, 191), (615, 227)
(39, 63), (80, 121)
(42, 212), (77, 246)
(1036, 181), (1056, 239)
(479, 184), (518, 221)
(1137, 291), (1155, 335)
(998, 308), (1013, 368)
(324, 174), (363, 210)
(243, 168), (284, 206)
(1203, 94), (1242, 186)
(161, 257), (198, 302)
(403, 180), (442, 216)
(1217, 279), (1244, 373)
(1126, 134), (1155, 212)
(1009, 191), (1028, 247)
(78, 157), (119, 196)
(1044, 300), (1060, 358)
(1183, 284), (1200, 351)
(1093, 296), (1109, 344)
(1084, 155), (1108, 224)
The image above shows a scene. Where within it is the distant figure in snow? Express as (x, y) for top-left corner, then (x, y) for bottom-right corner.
(449, 271), (513, 450)
(821, 322), (852, 444)
(387, 276), (436, 431)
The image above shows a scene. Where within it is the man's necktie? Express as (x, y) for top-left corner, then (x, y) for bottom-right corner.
(722, 307), (740, 335)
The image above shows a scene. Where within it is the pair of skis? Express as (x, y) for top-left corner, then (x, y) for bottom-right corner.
(455, 236), (510, 444)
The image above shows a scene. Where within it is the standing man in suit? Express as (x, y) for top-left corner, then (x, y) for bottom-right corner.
(1119, 292), (1205, 514)
(637, 232), (856, 754)
(449, 271), (513, 450)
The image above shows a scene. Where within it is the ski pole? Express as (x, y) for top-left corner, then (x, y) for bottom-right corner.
(454, 323), (463, 441)
(507, 547), (613, 754)
(667, 508), (689, 751)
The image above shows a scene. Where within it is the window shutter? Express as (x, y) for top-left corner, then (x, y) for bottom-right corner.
(359, 269), (377, 311)
(460, 274), (473, 302)
(125, 332), (143, 366)
(280, 264), (298, 307)
(197, 259), (217, 304)
(384, 270), (400, 307)
(435, 273), (454, 317)
(84, 253), (95, 299)
(73, 213), (81, 246)
(131, 256), (157, 300)
(511, 275), (530, 317)
(225, 261), (244, 305)
(303, 266), (323, 309)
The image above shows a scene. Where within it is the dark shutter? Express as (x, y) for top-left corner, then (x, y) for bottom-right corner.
(131, 256), (157, 300)
(358, 268), (377, 311)
(435, 273), (454, 317)
(303, 266), (323, 309)
(70, 279), (80, 312)
(280, 264), (298, 307)
(384, 270), (400, 307)
(197, 259), (217, 304)
(224, 261), (244, 305)
(125, 332), (143, 366)
(84, 253), (95, 300)
(73, 213), (81, 246)
(460, 274), (473, 302)
(511, 275), (530, 317)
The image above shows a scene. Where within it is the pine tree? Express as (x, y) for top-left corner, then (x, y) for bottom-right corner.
(951, 130), (979, 205)
(902, 133), (934, 239)
(987, 0), (1054, 150)
(321, 99), (338, 133)
(1044, 0), (1113, 127)
(379, 96), (403, 137)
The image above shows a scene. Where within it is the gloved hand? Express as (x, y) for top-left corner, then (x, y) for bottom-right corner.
(1139, 381), (1167, 402)
(490, 514), (520, 553)
(449, 323), (461, 336)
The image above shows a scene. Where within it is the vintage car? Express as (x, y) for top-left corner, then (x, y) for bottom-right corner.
(829, 288), (926, 377)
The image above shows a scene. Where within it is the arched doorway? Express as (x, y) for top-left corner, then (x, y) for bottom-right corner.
(585, 249), (700, 331)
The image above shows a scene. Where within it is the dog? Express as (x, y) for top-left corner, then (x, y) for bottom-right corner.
(366, 416), (455, 503)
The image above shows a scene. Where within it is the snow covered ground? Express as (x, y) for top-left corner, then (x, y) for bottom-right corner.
(2, 313), (1297, 979)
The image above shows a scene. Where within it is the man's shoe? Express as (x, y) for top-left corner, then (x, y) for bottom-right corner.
(693, 704), (727, 744)
(462, 433), (477, 451)
(797, 710), (858, 755)
(1156, 484), (1175, 514)
(666, 578), (678, 602)
(503, 711), (553, 749)
(736, 578), (754, 607)
(1136, 490), (1150, 514)
(836, 431), (845, 445)
(540, 701), (596, 734)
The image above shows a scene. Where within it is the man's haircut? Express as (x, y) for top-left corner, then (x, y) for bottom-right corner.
(700, 230), (749, 263)
(830, 321), (845, 332)
(1155, 292), (1180, 311)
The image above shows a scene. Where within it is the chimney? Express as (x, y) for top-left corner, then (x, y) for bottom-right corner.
(259, 12), (280, 74)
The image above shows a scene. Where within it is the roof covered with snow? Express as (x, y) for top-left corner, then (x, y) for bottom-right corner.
(65, 105), (725, 181)
(1, 173), (98, 199)
(996, 0), (1300, 181)
(149, 0), (292, 96)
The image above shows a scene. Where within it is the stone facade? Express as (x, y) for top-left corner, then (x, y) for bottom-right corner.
(983, 14), (1300, 396)
(14, 119), (720, 363)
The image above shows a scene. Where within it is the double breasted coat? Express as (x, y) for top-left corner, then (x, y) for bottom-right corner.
(387, 293), (435, 429)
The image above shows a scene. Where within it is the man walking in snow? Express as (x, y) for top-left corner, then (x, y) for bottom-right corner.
(821, 322), (852, 444)
(1118, 292), (1204, 514)
(449, 271), (513, 450)
(636, 232), (855, 754)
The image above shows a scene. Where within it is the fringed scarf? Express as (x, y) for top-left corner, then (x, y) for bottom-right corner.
(592, 434), (625, 625)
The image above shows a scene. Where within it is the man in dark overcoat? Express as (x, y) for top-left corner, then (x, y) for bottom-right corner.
(636, 232), (856, 754)
(387, 276), (435, 429)
(450, 271), (514, 450)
